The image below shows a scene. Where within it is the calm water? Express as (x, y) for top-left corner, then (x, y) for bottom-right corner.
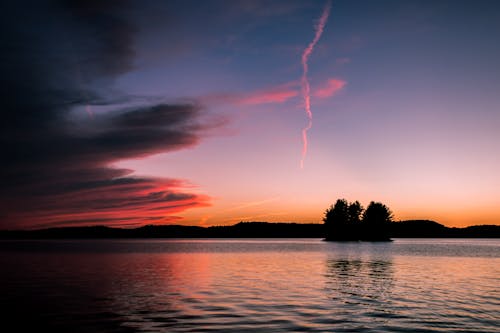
(0, 239), (499, 332)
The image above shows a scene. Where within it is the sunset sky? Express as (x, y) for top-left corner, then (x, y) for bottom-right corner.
(2, 0), (500, 229)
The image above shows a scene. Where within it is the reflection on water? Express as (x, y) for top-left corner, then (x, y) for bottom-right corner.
(323, 243), (397, 331)
(326, 259), (393, 302)
(0, 239), (499, 332)
(326, 259), (397, 330)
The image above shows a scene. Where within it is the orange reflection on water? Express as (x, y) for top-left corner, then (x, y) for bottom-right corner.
(1, 239), (498, 332)
(393, 254), (500, 317)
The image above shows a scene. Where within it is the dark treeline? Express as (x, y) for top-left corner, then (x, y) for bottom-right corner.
(0, 221), (499, 239)
(0, 222), (324, 239)
(324, 199), (393, 241)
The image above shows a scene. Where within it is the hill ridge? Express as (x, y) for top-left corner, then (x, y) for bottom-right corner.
(0, 220), (499, 239)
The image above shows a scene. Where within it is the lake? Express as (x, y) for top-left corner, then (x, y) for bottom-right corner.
(0, 239), (498, 332)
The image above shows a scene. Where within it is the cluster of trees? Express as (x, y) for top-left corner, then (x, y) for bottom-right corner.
(324, 199), (393, 241)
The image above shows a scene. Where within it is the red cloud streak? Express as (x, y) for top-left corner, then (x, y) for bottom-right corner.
(5, 177), (211, 229)
(203, 83), (299, 106)
(239, 87), (298, 105)
(314, 78), (346, 98)
(1, 103), (217, 230)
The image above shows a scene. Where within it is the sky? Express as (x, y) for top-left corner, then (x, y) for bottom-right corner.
(2, 0), (500, 229)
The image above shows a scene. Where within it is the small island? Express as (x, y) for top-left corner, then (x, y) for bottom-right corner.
(324, 199), (393, 241)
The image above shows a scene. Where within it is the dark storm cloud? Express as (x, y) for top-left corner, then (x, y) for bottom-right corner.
(0, 0), (214, 229)
(57, 0), (137, 78)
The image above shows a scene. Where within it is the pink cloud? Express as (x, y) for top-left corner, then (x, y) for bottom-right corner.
(239, 87), (298, 105)
(203, 83), (299, 106)
(314, 78), (346, 99)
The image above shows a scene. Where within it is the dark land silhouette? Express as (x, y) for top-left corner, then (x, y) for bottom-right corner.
(323, 199), (394, 241)
(0, 220), (498, 239)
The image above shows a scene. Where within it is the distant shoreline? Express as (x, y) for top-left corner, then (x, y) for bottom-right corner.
(1, 220), (499, 239)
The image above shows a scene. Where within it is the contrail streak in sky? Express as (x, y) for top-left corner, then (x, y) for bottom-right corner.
(300, 1), (331, 169)
(85, 104), (94, 118)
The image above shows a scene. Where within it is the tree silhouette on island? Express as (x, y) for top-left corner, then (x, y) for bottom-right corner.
(324, 199), (393, 241)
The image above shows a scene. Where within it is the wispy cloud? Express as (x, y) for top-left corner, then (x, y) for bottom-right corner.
(203, 82), (299, 106)
(314, 78), (346, 98)
(238, 88), (298, 105)
(224, 196), (281, 212)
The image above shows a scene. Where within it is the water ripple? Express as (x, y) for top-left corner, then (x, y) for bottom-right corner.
(0, 239), (499, 332)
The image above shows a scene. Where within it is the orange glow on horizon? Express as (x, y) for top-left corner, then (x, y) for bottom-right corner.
(178, 199), (500, 229)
